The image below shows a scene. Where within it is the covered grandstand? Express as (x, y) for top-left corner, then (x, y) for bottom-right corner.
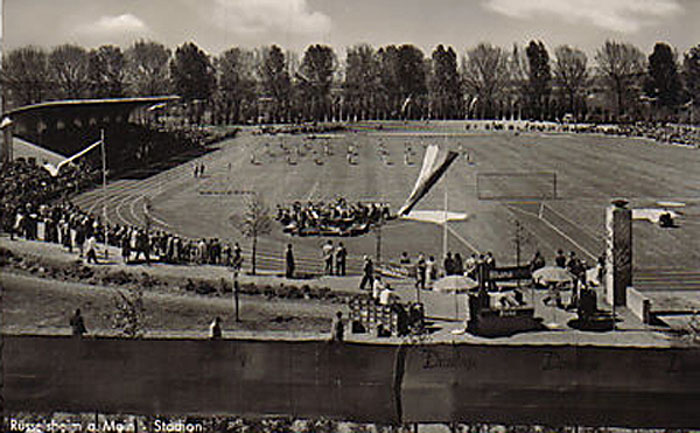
(0, 96), (181, 169)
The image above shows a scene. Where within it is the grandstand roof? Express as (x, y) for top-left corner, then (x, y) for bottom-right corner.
(11, 136), (67, 163)
(2, 96), (180, 118)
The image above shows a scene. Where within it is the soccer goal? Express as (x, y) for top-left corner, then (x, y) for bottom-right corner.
(476, 171), (557, 200)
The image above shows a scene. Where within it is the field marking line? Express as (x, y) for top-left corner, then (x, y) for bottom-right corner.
(508, 204), (597, 261)
(114, 195), (136, 226)
(129, 195), (145, 225)
(142, 200), (171, 229)
(542, 202), (604, 242)
(305, 179), (320, 201)
(445, 224), (480, 254)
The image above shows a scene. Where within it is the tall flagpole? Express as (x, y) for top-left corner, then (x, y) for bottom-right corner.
(101, 129), (108, 259)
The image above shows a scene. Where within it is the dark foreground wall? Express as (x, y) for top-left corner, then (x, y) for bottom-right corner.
(3, 335), (700, 428)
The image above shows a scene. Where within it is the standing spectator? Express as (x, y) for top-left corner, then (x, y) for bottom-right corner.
(372, 275), (386, 300)
(222, 243), (232, 266)
(75, 224), (86, 258)
(232, 242), (243, 272)
(555, 249), (567, 268)
(426, 256), (436, 289)
(530, 250), (545, 272)
(453, 253), (464, 275)
(330, 311), (344, 342)
(85, 234), (99, 264)
(443, 252), (454, 276)
(399, 251), (411, 265)
(322, 240), (334, 275)
(285, 243), (295, 279)
(12, 210), (23, 241)
(359, 256), (374, 290)
(69, 308), (87, 337)
(465, 253), (478, 278)
(335, 242), (347, 276)
(210, 316), (222, 340)
(416, 254), (427, 290)
(567, 251), (585, 306)
(484, 252), (496, 270)
(121, 230), (131, 263)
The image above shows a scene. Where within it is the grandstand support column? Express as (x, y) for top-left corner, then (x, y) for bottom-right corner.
(605, 200), (633, 308)
(1, 121), (13, 165)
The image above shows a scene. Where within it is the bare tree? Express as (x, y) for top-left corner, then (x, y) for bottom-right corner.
(0, 46), (49, 107)
(111, 287), (146, 339)
(236, 194), (272, 276)
(344, 43), (381, 120)
(595, 40), (645, 119)
(124, 40), (171, 96)
(216, 47), (257, 124)
(259, 45), (291, 123)
(554, 45), (588, 120)
(88, 45), (127, 98)
(462, 43), (510, 119)
(49, 44), (90, 99)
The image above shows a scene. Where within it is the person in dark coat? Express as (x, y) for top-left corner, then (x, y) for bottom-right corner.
(210, 317), (222, 340)
(330, 311), (344, 342)
(443, 252), (454, 276)
(70, 308), (87, 337)
(285, 244), (295, 278)
(359, 256), (374, 290)
(530, 250), (545, 272)
(555, 249), (567, 268)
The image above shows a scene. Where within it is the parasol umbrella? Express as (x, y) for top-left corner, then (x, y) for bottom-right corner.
(532, 266), (575, 285)
(433, 274), (479, 293)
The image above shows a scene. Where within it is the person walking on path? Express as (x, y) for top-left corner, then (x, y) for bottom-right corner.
(85, 234), (99, 264)
(70, 308), (87, 337)
(416, 254), (427, 290)
(335, 242), (347, 276)
(322, 240), (334, 275)
(359, 255), (374, 291)
(210, 317), (222, 340)
(285, 243), (295, 279)
(330, 311), (345, 342)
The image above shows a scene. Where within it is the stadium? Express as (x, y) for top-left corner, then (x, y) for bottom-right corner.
(2, 0), (700, 427)
(64, 120), (700, 276)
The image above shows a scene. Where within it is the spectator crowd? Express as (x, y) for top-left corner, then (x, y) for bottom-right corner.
(276, 198), (392, 237)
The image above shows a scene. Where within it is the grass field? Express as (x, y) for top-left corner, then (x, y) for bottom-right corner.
(72, 121), (700, 277)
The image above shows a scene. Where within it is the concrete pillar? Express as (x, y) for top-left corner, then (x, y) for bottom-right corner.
(605, 200), (633, 306)
(1, 123), (14, 164)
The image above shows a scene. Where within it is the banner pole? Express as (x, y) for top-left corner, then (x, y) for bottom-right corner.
(101, 129), (108, 259)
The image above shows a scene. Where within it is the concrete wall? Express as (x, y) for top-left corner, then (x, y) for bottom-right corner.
(627, 287), (652, 324)
(3, 336), (399, 424)
(3, 335), (700, 428)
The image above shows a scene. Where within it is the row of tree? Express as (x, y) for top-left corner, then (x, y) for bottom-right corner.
(2, 39), (699, 123)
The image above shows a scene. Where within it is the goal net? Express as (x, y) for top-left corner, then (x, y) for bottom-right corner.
(476, 172), (557, 200)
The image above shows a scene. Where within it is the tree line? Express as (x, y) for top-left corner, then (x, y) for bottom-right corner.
(2, 39), (699, 124)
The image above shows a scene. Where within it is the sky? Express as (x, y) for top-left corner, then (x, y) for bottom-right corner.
(1, 0), (699, 59)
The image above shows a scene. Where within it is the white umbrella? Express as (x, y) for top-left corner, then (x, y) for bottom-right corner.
(532, 266), (575, 285)
(433, 275), (479, 293)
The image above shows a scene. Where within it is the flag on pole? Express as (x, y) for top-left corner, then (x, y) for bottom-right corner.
(398, 145), (459, 216)
(42, 139), (103, 177)
(400, 95), (413, 116)
(0, 117), (13, 129)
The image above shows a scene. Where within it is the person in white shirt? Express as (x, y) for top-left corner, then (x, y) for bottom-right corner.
(372, 275), (386, 300)
(85, 234), (99, 264)
(379, 286), (399, 306)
